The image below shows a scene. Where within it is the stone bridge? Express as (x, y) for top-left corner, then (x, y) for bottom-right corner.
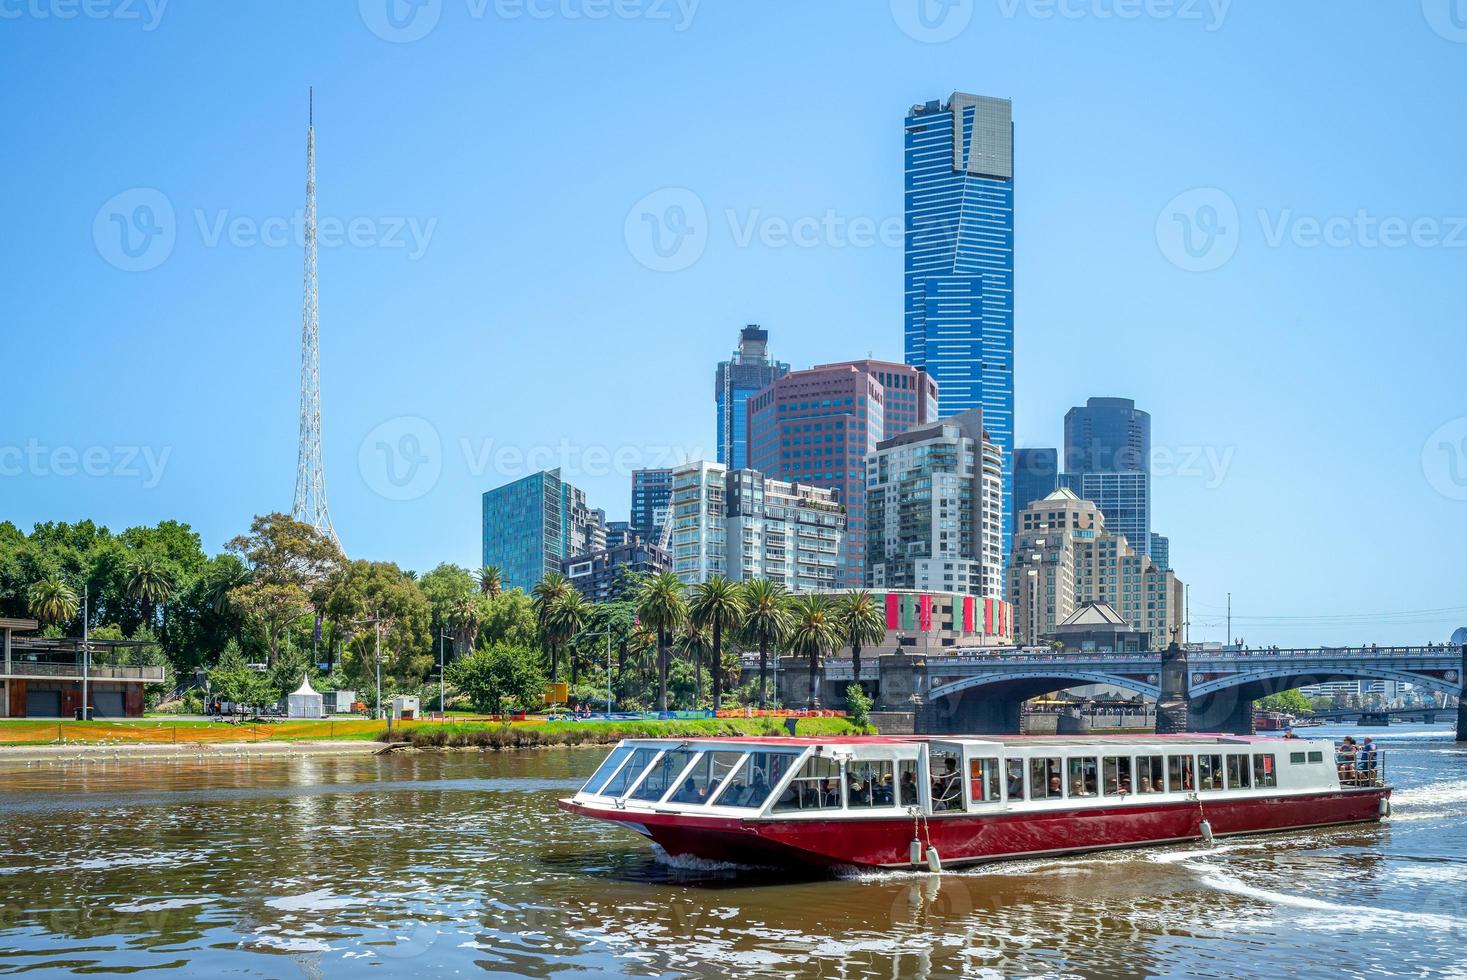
(765, 644), (1467, 736)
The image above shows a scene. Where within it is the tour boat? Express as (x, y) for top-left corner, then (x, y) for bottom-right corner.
(558, 734), (1391, 870)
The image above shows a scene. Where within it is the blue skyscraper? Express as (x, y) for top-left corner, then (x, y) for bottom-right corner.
(1063, 397), (1153, 557)
(715, 325), (789, 470)
(630, 467), (674, 542)
(904, 92), (1015, 560)
(1012, 448), (1059, 538)
(482, 469), (602, 593)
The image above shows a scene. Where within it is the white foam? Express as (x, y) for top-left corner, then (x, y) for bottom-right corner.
(1190, 864), (1467, 932)
(250, 935), (334, 953)
(112, 897), (212, 913)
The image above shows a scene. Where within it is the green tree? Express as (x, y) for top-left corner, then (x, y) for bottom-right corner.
(689, 576), (746, 712)
(634, 572), (687, 712)
(323, 560), (433, 688)
(126, 551), (175, 633)
(531, 573), (574, 684)
(478, 565), (502, 598)
(1259, 689), (1312, 715)
(845, 683), (872, 729)
(27, 576), (78, 627)
(740, 578), (790, 709)
(834, 590), (886, 708)
(549, 590), (590, 686)
(447, 643), (546, 714)
(207, 639), (277, 708)
(419, 563), (475, 638)
(479, 589), (538, 649)
(675, 621), (712, 707)
(786, 593), (839, 711)
(226, 513), (344, 665)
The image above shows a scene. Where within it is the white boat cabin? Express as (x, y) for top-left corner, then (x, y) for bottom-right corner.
(570, 734), (1375, 821)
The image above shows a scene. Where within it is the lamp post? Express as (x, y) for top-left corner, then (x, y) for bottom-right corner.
(351, 614), (384, 721)
(438, 627), (451, 720)
(80, 581), (90, 721)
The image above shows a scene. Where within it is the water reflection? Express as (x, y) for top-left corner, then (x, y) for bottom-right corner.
(0, 727), (1463, 977)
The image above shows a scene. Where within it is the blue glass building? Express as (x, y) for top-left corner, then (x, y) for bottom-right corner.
(904, 92), (1015, 561)
(630, 467), (674, 542)
(715, 325), (788, 471)
(1012, 448), (1059, 538)
(482, 469), (600, 593)
(1063, 397), (1153, 557)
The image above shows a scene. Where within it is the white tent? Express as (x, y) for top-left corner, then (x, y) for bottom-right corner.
(287, 674), (325, 719)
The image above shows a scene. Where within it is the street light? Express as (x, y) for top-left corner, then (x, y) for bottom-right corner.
(80, 581), (90, 721)
(351, 613), (384, 721)
(438, 626), (452, 721)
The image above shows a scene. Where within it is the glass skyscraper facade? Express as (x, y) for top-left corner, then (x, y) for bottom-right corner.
(482, 469), (601, 593)
(715, 325), (789, 471)
(631, 467), (674, 542)
(1012, 447), (1059, 539)
(904, 92), (1015, 562)
(1062, 397), (1153, 557)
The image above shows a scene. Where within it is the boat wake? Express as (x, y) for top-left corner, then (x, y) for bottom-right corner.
(1387, 779), (1467, 822)
(648, 844), (776, 874)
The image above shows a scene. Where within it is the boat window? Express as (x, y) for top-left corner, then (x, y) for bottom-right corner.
(1308, 750), (1324, 764)
(930, 749), (964, 812)
(582, 746), (634, 795)
(848, 758), (897, 809)
(774, 754), (844, 812)
(1068, 757), (1099, 797)
(1226, 753), (1252, 789)
(1168, 755), (1195, 792)
(1005, 759), (1026, 801)
(969, 758), (1001, 804)
(1102, 756), (1133, 795)
(668, 751), (745, 805)
(1290, 751), (1307, 765)
(1136, 755), (1164, 793)
(1198, 754), (1225, 791)
(598, 746), (660, 798)
(631, 750), (697, 802)
(1031, 758), (1064, 799)
(1252, 753), (1278, 788)
(711, 750), (800, 808)
(898, 758), (921, 807)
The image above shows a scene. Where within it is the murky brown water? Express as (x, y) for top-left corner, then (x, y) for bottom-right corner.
(0, 725), (1464, 977)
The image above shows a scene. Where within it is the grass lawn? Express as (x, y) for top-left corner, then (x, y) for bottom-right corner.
(0, 715), (872, 747)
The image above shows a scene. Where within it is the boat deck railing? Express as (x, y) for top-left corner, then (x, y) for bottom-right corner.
(1337, 746), (1387, 788)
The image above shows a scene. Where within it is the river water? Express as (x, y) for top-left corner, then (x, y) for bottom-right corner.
(0, 724), (1463, 978)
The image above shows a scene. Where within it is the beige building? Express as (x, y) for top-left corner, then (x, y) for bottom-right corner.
(1007, 488), (1183, 649)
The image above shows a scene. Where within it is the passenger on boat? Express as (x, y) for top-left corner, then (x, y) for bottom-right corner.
(671, 778), (705, 804)
(1118, 776), (1132, 794)
(875, 774), (895, 806)
(1359, 737), (1378, 775)
(900, 769), (919, 806)
(933, 758), (961, 811)
(1337, 737), (1358, 781)
(1048, 774), (1063, 797)
(819, 778), (839, 807)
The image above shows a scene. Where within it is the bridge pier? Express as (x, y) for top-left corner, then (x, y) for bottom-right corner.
(1188, 692), (1256, 735)
(1458, 644), (1466, 743)
(1155, 642), (1189, 734)
(915, 694), (1023, 735)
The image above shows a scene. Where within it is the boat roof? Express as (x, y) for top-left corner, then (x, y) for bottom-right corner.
(620, 733), (1305, 748)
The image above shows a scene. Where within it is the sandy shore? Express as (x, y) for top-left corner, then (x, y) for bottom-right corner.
(0, 741), (385, 764)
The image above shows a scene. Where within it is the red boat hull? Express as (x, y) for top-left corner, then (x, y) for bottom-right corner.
(559, 788), (1390, 869)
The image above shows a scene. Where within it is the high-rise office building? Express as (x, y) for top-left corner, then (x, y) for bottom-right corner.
(1012, 448), (1059, 538)
(667, 460), (844, 592)
(562, 533), (671, 604)
(630, 467), (674, 542)
(746, 360), (937, 587)
(904, 92), (1015, 561)
(1007, 489), (1182, 650)
(715, 325), (789, 471)
(482, 469), (602, 592)
(1149, 533), (1170, 573)
(1062, 397), (1152, 556)
(866, 407), (1005, 598)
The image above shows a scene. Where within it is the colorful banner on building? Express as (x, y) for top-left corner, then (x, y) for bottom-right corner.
(919, 594), (932, 632)
(962, 596), (975, 633)
(885, 591), (900, 630)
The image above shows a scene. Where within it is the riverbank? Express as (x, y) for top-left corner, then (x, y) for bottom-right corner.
(0, 715), (870, 752)
(0, 740), (384, 764)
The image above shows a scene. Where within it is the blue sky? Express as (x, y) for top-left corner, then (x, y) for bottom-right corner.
(3, 0), (1465, 645)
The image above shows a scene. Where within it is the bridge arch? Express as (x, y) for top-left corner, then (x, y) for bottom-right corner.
(928, 670), (1161, 703)
(1189, 666), (1461, 699)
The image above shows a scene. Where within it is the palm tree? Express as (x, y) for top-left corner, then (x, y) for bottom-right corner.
(740, 578), (790, 709)
(531, 572), (574, 683)
(450, 594), (481, 656)
(550, 590), (590, 687)
(479, 565), (502, 598)
(126, 552), (174, 632)
(786, 593), (839, 711)
(27, 577), (78, 627)
(835, 590), (886, 706)
(207, 559), (251, 616)
(689, 576), (747, 712)
(675, 622), (712, 707)
(634, 572), (686, 712)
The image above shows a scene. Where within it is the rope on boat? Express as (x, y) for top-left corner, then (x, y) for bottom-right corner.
(1192, 794), (1214, 846)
